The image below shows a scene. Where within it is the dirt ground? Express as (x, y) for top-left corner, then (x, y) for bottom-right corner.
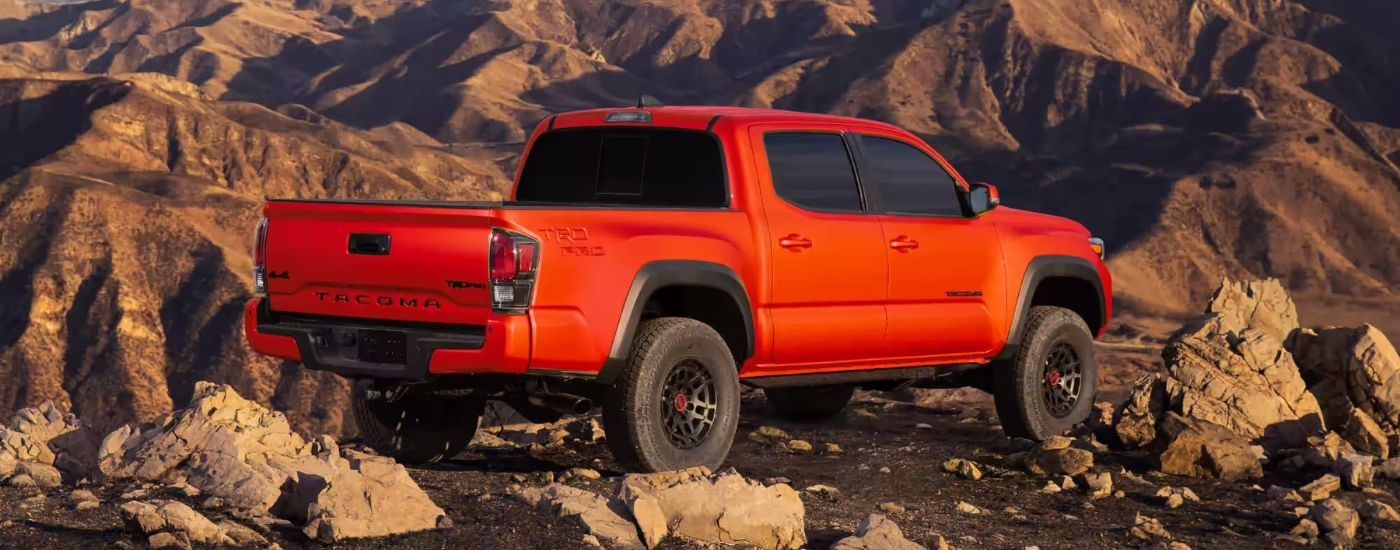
(3, 342), (1399, 549)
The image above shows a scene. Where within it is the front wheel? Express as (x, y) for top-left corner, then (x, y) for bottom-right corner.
(602, 317), (741, 473)
(351, 380), (483, 464)
(993, 306), (1098, 440)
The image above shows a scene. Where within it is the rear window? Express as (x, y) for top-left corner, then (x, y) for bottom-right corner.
(515, 128), (727, 207)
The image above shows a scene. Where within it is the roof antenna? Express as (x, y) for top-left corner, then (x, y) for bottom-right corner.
(636, 95), (664, 108)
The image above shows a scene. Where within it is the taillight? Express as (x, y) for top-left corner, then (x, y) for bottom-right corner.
(252, 217), (269, 295)
(489, 228), (540, 312)
(490, 231), (517, 280)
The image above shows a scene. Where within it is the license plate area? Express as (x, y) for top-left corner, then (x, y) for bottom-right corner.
(357, 330), (407, 365)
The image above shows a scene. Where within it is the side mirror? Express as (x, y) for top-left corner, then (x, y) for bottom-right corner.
(967, 182), (1000, 215)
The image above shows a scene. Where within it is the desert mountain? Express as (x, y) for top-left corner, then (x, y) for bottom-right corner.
(0, 72), (506, 433)
(0, 0), (1396, 429)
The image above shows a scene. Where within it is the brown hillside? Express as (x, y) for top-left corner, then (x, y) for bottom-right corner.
(0, 73), (503, 433)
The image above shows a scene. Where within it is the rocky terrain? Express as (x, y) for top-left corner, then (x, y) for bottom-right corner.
(2, 279), (1400, 549)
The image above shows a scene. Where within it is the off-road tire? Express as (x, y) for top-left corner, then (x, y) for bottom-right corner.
(993, 306), (1098, 440)
(351, 380), (483, 464)
(765, 385), (855, 422)
(602, 317), (741, 473)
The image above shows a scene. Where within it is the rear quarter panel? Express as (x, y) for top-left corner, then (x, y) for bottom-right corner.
(498, 208), (758, 373)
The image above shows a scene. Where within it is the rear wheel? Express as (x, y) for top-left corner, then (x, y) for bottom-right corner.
(993, 306), (1098, 440)
(765, 385), (854, 422)
(351, 380), (484, 464)
(602, 318), (741, 472)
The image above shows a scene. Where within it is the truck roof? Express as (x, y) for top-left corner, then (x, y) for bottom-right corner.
(548, 105), (907, 134)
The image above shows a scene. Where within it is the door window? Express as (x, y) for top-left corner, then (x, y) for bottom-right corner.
(859, 136), (963, 216)
(763, 132), (863, 213)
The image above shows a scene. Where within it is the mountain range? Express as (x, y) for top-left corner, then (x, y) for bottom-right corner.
(0, 0), (1396, 434)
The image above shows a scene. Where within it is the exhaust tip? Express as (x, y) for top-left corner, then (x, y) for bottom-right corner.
(527, 392), (594, 416)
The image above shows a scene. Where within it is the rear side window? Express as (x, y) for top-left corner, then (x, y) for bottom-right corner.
(859, 136), (963, 216)
(763, 132), (862, 212)
(516, 128), (726, 207)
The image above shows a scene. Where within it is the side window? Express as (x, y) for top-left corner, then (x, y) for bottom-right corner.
(859, 136), (963, 216)
(763, 132), (863, 212)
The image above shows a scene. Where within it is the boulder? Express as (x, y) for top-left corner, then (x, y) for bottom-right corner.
(617, 467), (805, 549)
(1292, 324), (1400, 432)
(1309, 498), (1360, 543)
(1299, 474), (1341, 502)
(0, 401), (101, 480)
(1295, 432), (1356, 468)
(1202, 278), (1298, 343)
(1153, 413), (1262, 481)
(1115, 375), (1167, 448)
(831, 514), (925, 550)
(1024, 438), (1093, 477)
(1333, 453), (1374, 489)
(512, 484), (643, 549)
(1113, 280), (1326, 453)
(15, 461), (63, 488)
(1342, 408), (1390, 459)
(98, 382), (446, 541)
(1161, 325), (1324, 450)
(99, 382), (312, 511)
(1360, 499), (1400, 523)
(119, 500), (233, 545)
(294, 450), (448, 542)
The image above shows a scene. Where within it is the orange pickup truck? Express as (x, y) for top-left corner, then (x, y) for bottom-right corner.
(244, 101), (1112, 472)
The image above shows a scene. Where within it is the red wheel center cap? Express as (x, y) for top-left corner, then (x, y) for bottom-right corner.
(674, 392), (688, 412)
(1048, 370), (1062, 386)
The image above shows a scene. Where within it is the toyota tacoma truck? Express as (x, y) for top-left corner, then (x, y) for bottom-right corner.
(244, 101), (1112, 472)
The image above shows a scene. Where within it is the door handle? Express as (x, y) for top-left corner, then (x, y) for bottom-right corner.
(779, 234), (813, 250)
(889, 236), (919, 252)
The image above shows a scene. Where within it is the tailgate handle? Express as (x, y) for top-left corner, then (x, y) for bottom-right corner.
(348, 233), (391, 255)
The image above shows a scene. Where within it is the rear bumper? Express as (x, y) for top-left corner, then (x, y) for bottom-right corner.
(243, 298), (533, 380)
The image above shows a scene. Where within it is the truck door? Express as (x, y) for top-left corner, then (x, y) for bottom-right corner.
(852, 133), (1007, 360)
(749, 125), (889, 367)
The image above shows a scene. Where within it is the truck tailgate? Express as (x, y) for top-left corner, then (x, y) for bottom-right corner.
(261, 200), (499, 325)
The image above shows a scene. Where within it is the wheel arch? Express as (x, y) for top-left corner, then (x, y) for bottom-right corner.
(597, 260), (755, 384)
(998, 255), (1107, 359)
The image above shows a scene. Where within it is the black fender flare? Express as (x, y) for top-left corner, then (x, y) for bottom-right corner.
(596, 260), (755, 384)
(997, 255), (1107, 360)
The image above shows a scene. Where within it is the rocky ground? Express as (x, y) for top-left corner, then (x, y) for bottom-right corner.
(4, 278), (1400, 550)
(5, 393), (1399, 549)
